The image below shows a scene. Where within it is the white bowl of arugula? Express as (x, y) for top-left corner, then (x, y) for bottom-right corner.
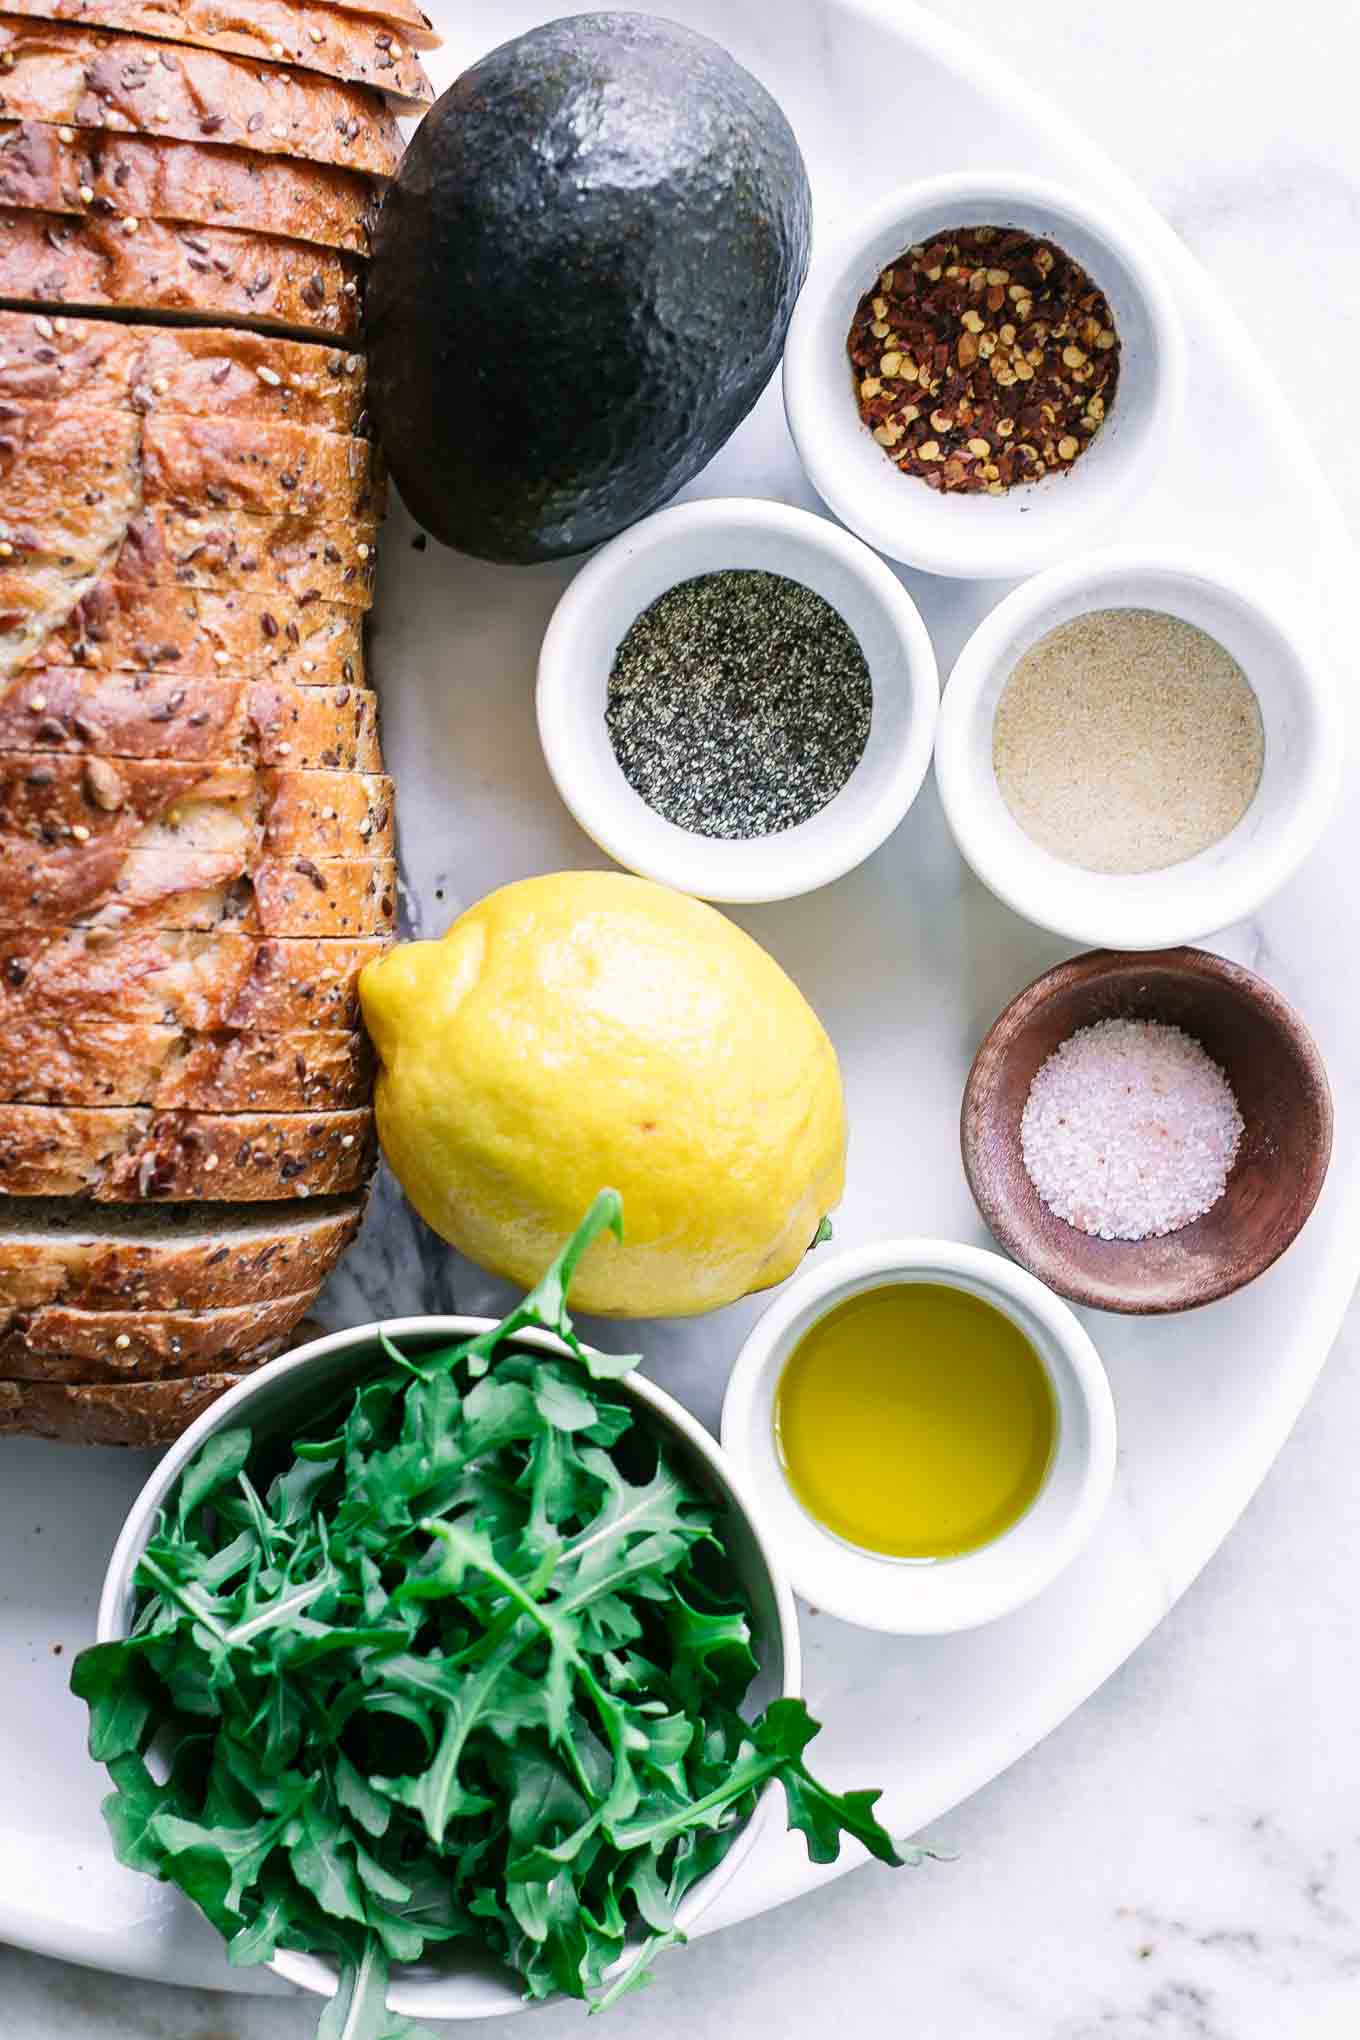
(75, 1193), (903, 2029)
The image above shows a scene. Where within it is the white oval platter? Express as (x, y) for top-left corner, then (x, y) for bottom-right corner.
(0, 0), (1355, 1998)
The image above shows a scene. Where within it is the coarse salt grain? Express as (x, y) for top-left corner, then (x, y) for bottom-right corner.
(1021, 1017), (1243, 1241)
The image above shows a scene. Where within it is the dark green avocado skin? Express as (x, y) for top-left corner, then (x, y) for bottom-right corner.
(366, 12), (812, 563)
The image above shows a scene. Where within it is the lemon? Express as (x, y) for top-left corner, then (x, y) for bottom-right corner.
(360, 871), (847, 1317)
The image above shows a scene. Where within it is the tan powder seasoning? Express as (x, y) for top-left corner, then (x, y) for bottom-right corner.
(992, 608), (1265, 875)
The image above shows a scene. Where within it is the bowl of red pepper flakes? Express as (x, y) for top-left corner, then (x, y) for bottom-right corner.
(783, 171), (1186, 581)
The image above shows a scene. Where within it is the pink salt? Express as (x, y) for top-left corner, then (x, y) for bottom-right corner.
(1021, 1017), (1243, 1242)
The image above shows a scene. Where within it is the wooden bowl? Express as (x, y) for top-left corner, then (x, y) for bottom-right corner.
(961, 948), (1333, 1314)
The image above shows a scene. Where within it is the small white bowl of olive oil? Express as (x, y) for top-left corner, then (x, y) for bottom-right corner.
(720, 1239), (1116, 1634)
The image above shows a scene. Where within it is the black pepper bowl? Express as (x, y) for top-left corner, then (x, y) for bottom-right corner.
(536, 496), (939, 903)
(961, 948), (1333, 1314)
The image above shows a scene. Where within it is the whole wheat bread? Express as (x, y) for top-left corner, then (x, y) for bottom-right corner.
(0, 1192), (362, 1306)
(0, 925), (382, 1028)
(0, 758), (394, 864)
(0, 0), (433, 104)
(0, 207), (364, 338)
(16, 580), (364, 684)
(2, 403), (381, 522)
(0, 120), (378, 253)
(1, 844), (396, 932)
(0, 19), (402, 176)
(1, 1284), (316, 1377)
(0, 670), (381, 766)
(1, 512), (375, 604)
(0, 1017), (373, 1107)
(0, 309), (367, 432)
(0, 1100), (375, 1197)
(0, 1366), (260, 1441)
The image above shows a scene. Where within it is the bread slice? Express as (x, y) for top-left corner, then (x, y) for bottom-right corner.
(109, 505), (376, 607)
(0, 120), (378, 254)
(0, 843), (396, 931)
(2, 402), (381, 521)
(0, 925), (382, 1028)
(0, 1191), (363, 1307)
(144, 411), (379, 517)
(1, 505), (376, 603)
(0, 309), (367, 433)
(0, 207), (363, 339)
(15, 579), (364, 685)
(0, 1016), (373, 1107)
(0, 671), (381, 767)
(0, 399), (141, 674)
(0, 755), (394, 857)
(0, 1), (432, 105)
(0, 1100), (374, 1196)
(0, 1286), (317, 1377)
(1, 413), (378, 651)
(0, 19), (402, 176)
(0, 1366), (260, 1441)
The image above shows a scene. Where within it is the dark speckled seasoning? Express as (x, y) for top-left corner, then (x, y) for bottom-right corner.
(606, 570), (872, 838)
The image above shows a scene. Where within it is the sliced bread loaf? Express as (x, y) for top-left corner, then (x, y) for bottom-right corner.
(0, 120), (378, 253)
(0, 758), (394, 862)
(0, 1017), (373, 1108)
(0, 207), (364, 338)
(0, 843), (396, 931)
(0, 0), (432, 105)
(0, 19), (402, 175)
(16, 580), (364, 684)
(0, 1100), (374, 1197)
(0, 925), (382, 1028)
(0, 1285), (316, 1377)
(0, 670), (381, 766)
(2, 403), (380, 523)
(0, 1192), (363, 1307)
(0, 1366), (261, 1441)
(0, 309), (367, 431)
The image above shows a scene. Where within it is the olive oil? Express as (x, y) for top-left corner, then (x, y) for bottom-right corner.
(773, 1283), (1057, 1560)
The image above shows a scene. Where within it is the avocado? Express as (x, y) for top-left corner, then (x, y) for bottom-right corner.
(366, 12), (812, 564)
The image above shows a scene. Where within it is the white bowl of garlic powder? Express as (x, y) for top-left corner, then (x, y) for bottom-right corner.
(934, 547), (1344, 951)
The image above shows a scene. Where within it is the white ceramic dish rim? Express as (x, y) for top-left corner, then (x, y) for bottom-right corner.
(535, 496), (940, 903)
(720, 1239), (1117, 1633)
(782, 168), (1188, 580)
(95, 1315), (803, 2023)
(933, 546), (1345, 951)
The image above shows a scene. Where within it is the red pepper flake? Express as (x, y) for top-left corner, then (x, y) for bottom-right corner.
(846, 226), (1121, 495)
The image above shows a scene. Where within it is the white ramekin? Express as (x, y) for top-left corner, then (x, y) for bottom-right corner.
(720, 1240), (1116, 1634)
(934, 548), (1344, 950)
(535, 497), (938, 903)
(96, 1317), (801, 2024)
(782, 171), (1187, 580)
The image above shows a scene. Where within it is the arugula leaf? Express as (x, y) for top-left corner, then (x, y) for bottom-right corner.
(176, 1429), (252, 1529)
(454, 1189), (641, 1383)
(70, 1641), (152, 1763)
(227, 1878), (294, 1968)
(72, 1193), (908, 2026)
(319, 1936), (438, 2040)
(753, 1702), (902, 1867)
(288, 1797), (369, 1926)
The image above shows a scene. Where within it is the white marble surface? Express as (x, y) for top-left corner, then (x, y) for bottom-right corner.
(5, 1), (1360, 2033)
